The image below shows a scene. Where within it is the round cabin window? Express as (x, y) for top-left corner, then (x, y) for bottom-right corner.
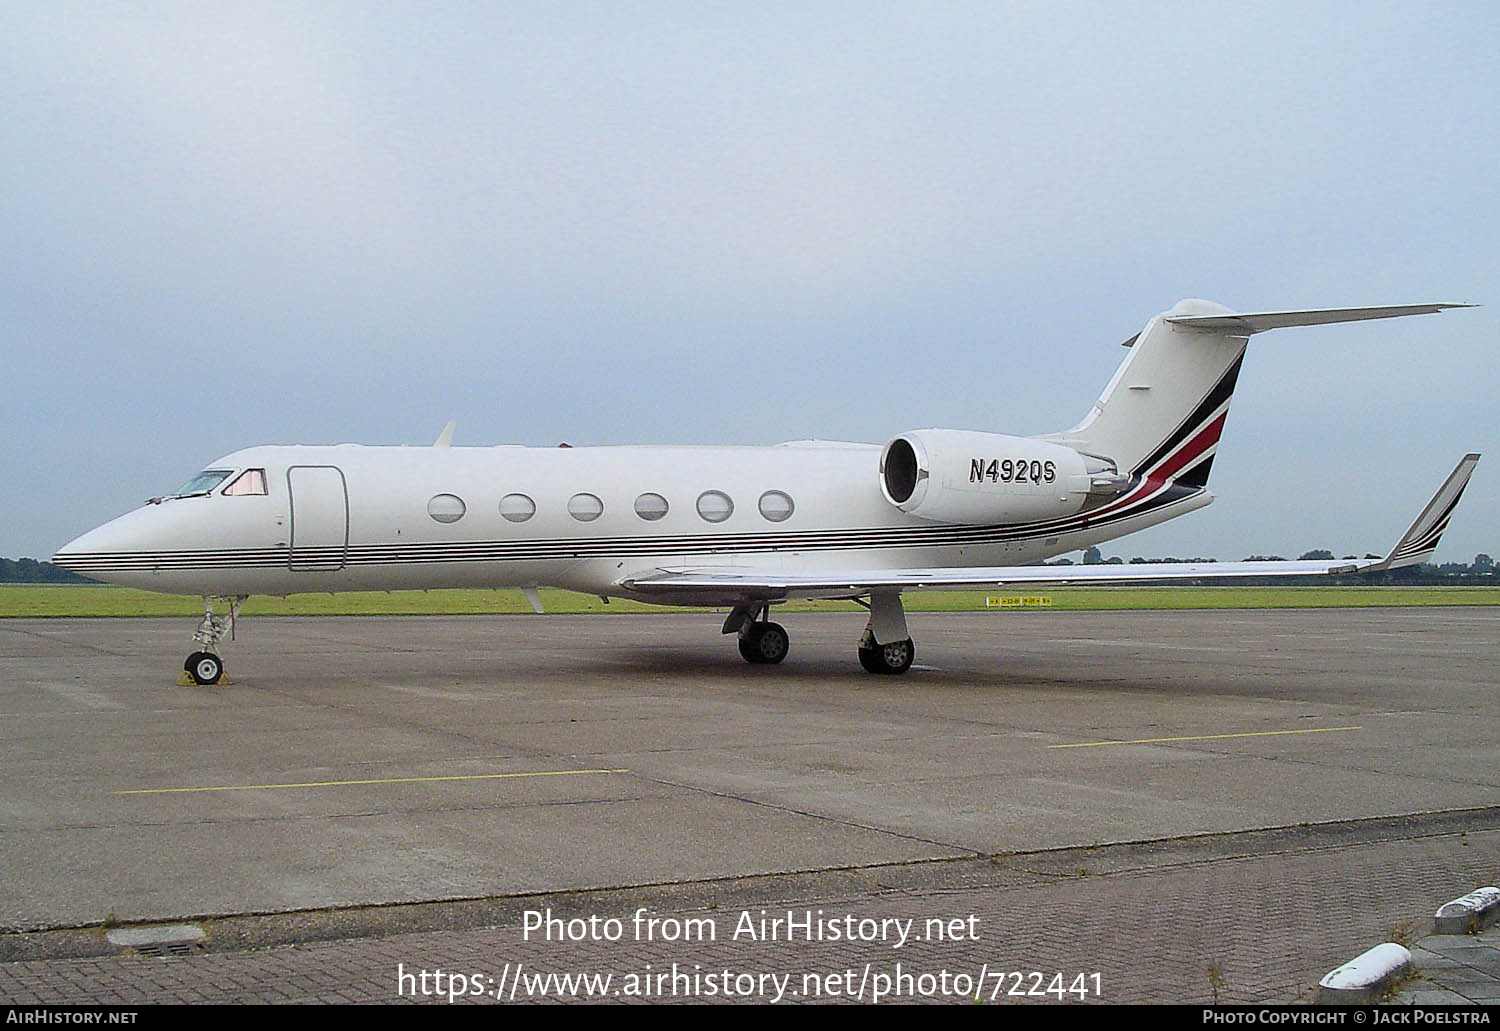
(568, 493), (604, 522)
(696, 490), (734, 523)
(758, 490), (794, 522)
(634, 493), (669, 521)
(500, 493), (536, 523)
(427, 494), (466, 524)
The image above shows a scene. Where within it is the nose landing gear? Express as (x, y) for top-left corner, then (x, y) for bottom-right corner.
(178, 595), (246, 685)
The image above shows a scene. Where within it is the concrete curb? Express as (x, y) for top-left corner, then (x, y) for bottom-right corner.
(1318, 942), (1412, 1004)
(1434, 887), (1500, 936)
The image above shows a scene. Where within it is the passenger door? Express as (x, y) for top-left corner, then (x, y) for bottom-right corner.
(287, 466), (348, 571)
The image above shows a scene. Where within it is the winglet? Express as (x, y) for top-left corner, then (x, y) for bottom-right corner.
(1366, 454), (1481, 571)
(434, 420), (456, 448)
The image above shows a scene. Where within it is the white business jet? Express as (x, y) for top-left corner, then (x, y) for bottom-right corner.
(54, 299), (1479, 684)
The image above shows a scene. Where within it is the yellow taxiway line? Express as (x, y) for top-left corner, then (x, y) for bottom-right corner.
(114, 768), (629, 795)
(1047, 727), (1362, 749)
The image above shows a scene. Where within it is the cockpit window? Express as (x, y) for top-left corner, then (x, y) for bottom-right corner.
(222, 468), (268, 496)
(173, 470), (234, 497)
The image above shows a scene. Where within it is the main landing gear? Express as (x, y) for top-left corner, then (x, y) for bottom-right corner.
(724, 593), (916, 674)
(181, 595), (246, 685)
(858, 634), (916, 676)
(726, 604), (790, 665)
(855, 591), (914, 675)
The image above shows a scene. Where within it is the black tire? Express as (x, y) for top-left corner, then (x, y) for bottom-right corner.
(755, 622), (789, 664)
(738, 622), (789, 665)
(858, 638), (915, 675)
(738, 633), (763, 663)
(187, 651), (223, 686)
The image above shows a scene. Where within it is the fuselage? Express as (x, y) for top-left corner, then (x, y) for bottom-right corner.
(53, 440), (1210, 603)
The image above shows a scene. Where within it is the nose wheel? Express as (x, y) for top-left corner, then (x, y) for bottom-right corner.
(180, 595), (246, 686)
(184, 651), (224, 686)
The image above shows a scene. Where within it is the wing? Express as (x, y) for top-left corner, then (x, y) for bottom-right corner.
(620, 454), (1480, 602)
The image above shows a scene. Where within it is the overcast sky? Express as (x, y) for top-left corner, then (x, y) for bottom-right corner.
(4, 3), (1496, 564)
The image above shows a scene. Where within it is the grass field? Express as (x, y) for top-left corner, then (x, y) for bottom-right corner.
(2, 583), (1497, 618)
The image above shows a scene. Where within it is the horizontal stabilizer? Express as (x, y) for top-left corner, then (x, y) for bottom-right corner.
(1164, 303), (1473, 335)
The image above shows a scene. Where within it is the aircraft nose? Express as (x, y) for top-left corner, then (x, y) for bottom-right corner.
(54, 520), (131, 566)
(51, 506), (175, 583)
(53, 526), (100, 569)
(53, 522), (126, 577)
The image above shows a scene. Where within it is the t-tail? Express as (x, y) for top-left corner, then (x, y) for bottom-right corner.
(1043, 299), (1473, 490)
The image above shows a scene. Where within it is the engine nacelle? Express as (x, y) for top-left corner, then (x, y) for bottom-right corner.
(879, 429), (1125, 524)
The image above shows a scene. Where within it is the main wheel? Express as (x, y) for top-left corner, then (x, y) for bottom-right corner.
(738, 622), (789, 664)
(857, 638), (915, 675)
(186, 651), (224, 686)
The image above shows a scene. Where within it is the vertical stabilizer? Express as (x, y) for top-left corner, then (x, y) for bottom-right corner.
(1046, 299), (1248, 486)
(1042, 299), (1470, 489)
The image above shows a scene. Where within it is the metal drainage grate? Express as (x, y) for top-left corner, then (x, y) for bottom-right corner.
(133, 941), (203, 958)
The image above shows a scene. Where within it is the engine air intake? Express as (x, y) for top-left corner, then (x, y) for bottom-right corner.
(883, 437), (920, 504)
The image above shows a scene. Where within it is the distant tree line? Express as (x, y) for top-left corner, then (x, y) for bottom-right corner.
(0, 558), (95, 584)
(1072, 546), (1497, 585)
